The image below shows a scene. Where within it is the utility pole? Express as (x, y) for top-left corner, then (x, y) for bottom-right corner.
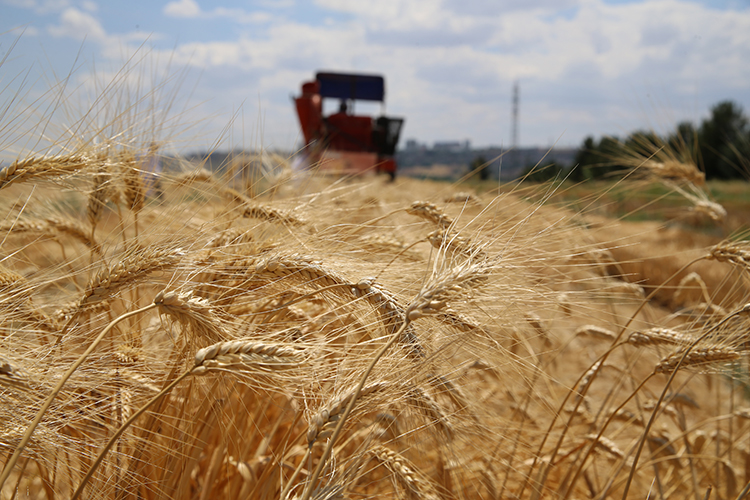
(511, 80), (519, 171)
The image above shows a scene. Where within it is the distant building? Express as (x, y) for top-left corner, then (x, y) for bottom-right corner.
(404, 139), (423, 151)
(396, 142), (578, 181)
(433, 140), (470, 152)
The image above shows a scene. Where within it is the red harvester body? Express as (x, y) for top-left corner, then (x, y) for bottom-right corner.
(294, 72), (404, 178)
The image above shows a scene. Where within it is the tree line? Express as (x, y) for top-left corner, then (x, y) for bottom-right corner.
(521, 100), (750, 182)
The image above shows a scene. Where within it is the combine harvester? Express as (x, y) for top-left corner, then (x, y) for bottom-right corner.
(294, 71), (404, 179)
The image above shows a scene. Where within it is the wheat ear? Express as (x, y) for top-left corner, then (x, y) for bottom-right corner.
(87, 163), (111, 231)
(575, 325), (617, 341)
(154, 289), (227, 342)
(427, 374), (476, 420)
(406, 201), (454, 228)
(119, 155), (145, 212)
(46, 217), (104, 255)
(426, 229), (485, 258)
(628, 327), (693, 347)
(219, 185), (303, 225)
(444, 191), (481, 205)
(191, 340), (303, 375)
(0, 217), (103, 256)
(0, 356), (30, 390)
(642, 159), (705, 185)
(254, 257), (425, 357)
(306, 382), (387, 448)
(0, 154), (90, 189)
(369, 445), (439, 500)
(619, 303), (750, 499)
(655, 346), (740, 373)
(406, 387), (455, 440)
(78, 246), (181, 308)
(583, 434), (625, 460)
(707, 241), (750, 268)
(243, 204), (303, 225)
(691, 199), (727, 222)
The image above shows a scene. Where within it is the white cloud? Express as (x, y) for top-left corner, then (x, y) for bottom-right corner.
(47, 7), (106, 41)
(211, 7), (272, 24)
(81, 0), (97, 12)
(4, 0), (69, 14)
(163, 0), (201, 18)
(163, 0), (272, 23)
(138, 0), (750, 148)
(22, 0), (749, 151)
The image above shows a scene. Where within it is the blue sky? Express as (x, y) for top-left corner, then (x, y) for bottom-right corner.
(2, 0), (750, 156)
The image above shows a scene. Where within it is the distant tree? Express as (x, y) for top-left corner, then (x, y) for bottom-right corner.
(624, 130), (661, 156)
(571, 136), (597, 181)
(565, 100), (750, 183)
(698, 100), (750, 179)
(590, 136), (624, 179)
(667, 121), (698, 156)
(469, 156), (490, 181)
(571, 135), (626, 180)
(521, 160), (563, 183)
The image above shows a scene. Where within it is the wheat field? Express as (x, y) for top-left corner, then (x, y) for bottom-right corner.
(2, 70), (750, 500)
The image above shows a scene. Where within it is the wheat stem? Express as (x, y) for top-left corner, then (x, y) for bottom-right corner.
(280, 448), (313, 500)
(300, 318), (411, 500)
(619, 303), (750, 500)
(69, 368), (192, 500)
(560, 372), (656, 499)
(0, 303), (157, 489)
(525, 255), (705, 500)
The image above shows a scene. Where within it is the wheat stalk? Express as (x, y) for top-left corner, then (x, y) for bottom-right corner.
(0, 302), (157, 488)
(673, 271), (710, 304)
